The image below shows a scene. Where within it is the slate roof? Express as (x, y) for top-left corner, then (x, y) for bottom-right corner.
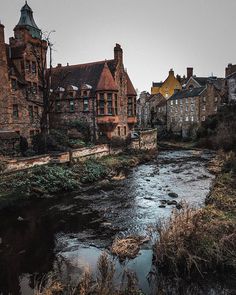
(169, 87), (205, 100)
(96, 62), (118, 91)
(51, 60), (116, 92)
(126, 72), (136, 95)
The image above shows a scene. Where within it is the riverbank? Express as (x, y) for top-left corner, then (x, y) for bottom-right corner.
(0, 150), (157, 210)
(154, 151), (236, 282)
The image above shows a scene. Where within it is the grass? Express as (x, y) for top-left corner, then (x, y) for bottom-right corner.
(153, 152), (236, 279)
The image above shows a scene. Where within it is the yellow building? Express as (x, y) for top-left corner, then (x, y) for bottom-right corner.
(151, 69), (182, 98)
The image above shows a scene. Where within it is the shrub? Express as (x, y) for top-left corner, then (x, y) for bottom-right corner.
(80, 159), (108, 183)
(1, 165), (80, 197)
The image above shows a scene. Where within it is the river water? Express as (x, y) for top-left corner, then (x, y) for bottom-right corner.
(0, 149), (222, 294)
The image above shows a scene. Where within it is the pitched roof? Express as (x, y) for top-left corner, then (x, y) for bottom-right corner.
(96, 62), (118, 91)
(51, 59), (116, 92)
(126, 72), (136, 95)
(169, 87), (205, 100)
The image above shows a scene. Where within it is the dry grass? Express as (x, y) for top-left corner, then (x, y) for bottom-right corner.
(111, 236), (150, 260)
(34, 253), (142, 295)
(154, 203), (236, 278)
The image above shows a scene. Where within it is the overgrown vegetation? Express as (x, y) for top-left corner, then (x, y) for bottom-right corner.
(196, 104), (236, 151)
(0, 151), (155, 207)
(154, 152), (236, 279)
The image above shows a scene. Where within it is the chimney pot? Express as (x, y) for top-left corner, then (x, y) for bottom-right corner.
(57, 63), (62, 67)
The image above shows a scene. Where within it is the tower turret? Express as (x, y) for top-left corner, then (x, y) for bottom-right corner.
(14, 1), (41, 39)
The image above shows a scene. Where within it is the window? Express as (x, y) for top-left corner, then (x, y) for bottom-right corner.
(128, 97), (133, 116)
(175, 99), (178, 105)
(202, 105), (206, 111)
(107, 93), (113, 115)
(180, 99), (183, 105)
(170, 100), (173, 106)
(180, 117), (183, 122)
(215, 106), (218, 112)
(191, 116), (194, 122)
(32, 61), (36, 74)
(202, 116), (206, 121)
(185, 116), (189, 122)
(83, 91), (88, 97)
(191, 104), (195, 111)
(34, 106), (39, 117)
(186, 98), (188, 104)
(202, 97), (206, 102)
(83, 98), (89, 112)
(69, 100), (75, 112)
(115, 94), (118, 115)
(134, 98), (136, 115)
(11, 79), (17, 91)
(99, 93), (105, 115)
(13, 104), (19, 119)
(124, 126), (127, 136)
(214, 97), (218, 102)
(185, 105), (188, 111)
(25, 60), (31, 72)
(28, 105), (33, 122)
(118, 126), (121, 136)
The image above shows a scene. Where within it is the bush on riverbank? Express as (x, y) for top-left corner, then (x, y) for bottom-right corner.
(196, 104), (236, 152)
(154, 153), (236, 279)
(0, 165), (80, 199)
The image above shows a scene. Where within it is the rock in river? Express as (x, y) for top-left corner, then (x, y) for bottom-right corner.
(168, 192), (178, 198)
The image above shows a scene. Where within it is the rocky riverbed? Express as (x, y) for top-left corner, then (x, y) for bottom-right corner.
(0, 149), (218, 294)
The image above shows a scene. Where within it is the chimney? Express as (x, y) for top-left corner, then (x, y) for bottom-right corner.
(225, 63), (232, 77)
(187, 67), (193, 79)
(57, 63), (62, 68)
(114, 43), (123, 65)
(169, 68), (174, 76)
(0, 23), (5, 44)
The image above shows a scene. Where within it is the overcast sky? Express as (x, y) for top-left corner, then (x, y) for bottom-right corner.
(1, 0), (236, 92)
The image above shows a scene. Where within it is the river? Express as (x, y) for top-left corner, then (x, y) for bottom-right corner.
(0, 149), (221, 294)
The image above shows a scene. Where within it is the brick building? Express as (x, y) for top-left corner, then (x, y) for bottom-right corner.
(0, 2), (45, 144)
(50, 44), (137, 141)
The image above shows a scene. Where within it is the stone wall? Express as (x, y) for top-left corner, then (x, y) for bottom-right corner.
(131, 129), (157, 150)
(2, 130), (157, 173)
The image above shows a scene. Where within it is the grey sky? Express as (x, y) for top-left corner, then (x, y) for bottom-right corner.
(1, 0), (236, 92)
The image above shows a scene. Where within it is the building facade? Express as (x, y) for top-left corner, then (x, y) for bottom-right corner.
(0, 2), (46, 143)
(167, 83), (223, 137)
(50, 45), (137, 141)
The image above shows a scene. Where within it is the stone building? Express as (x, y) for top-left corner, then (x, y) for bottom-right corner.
(167, 82), (223, 138)
(151, 69), (182, 98)
(50, 44), (137, 141)
(225, 63), (236, 102)
(0, 2), (45, 144)
(136, 91), (151, 129)
(149, 93), (167, 131)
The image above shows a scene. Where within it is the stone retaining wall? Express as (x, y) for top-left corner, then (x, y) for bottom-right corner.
(1, 129), (157, 173)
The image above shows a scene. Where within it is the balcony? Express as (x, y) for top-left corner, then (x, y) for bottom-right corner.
(127, 116), (137, 124)
(97, 115), (119, 124)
